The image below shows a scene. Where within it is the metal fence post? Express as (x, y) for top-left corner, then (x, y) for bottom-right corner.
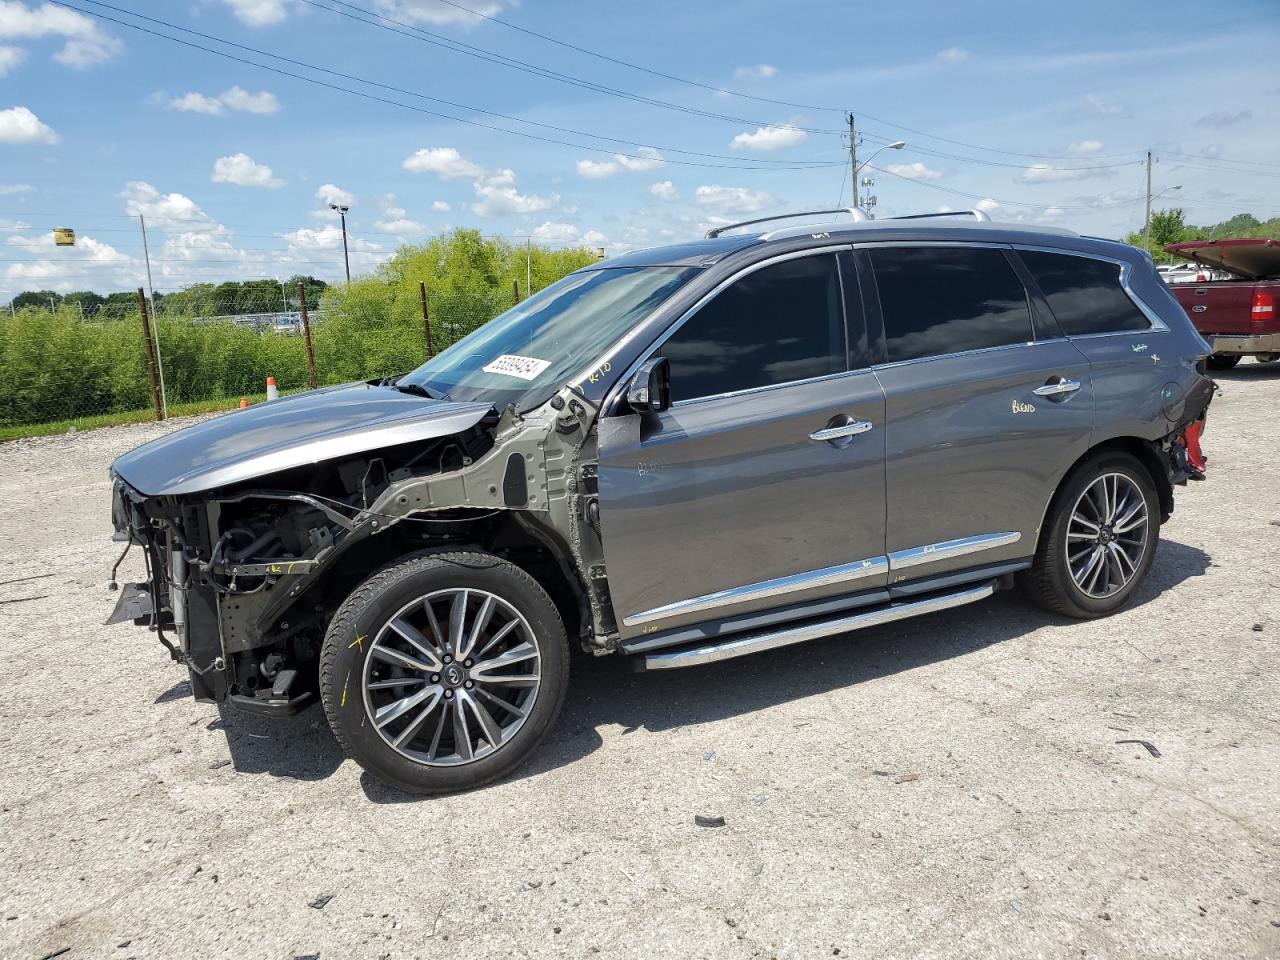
(512, 278), (520, 305)
(298, 282), (317, 389)
(137, 287), (164, 421)
(419, 281), (433, 359)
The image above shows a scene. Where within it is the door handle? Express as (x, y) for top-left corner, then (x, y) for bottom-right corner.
(1032, 378), (1081, 398)
(809, 419), (873, 442)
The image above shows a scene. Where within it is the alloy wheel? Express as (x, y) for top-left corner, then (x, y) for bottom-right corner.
(361, 588), (541, 766)
(1065, 472), (1149, 599)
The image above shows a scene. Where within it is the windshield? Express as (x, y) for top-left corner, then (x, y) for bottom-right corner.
(398, 265), (699, 410)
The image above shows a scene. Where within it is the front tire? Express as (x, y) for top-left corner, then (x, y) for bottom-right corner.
(1020, 453), (1159, 619)
(320, 550), (569, 794)
(1206, 353), (1240, 370)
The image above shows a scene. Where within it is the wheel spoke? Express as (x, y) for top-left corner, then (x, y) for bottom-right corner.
(452, 698), (474, 761)
(1073, 545), (1103, 585)
(1108, 542), (1137, 579)
(371, 646), (436, 674)
(476, 687), (526, 719)
(474, 619), (520, 659)
(474, 641), (538, 674)
(388, 617), (444, 670)
(448, 589), (469, 656)
(1071, 515), (1100, 534)
(1113, 501), (1147, 534)
(393, 689), (444, 747)
(458, 594), (495, 661)
(375, 684), (440, 729)
(1084, 548), (1107, 594)
(461, 691), (502, 748)
(427, 704), (449, 761)
(368, 677), (428, 691)
(421, 596), (447, 650)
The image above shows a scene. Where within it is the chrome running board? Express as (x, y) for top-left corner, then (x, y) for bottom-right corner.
(639, 580), (996, 671)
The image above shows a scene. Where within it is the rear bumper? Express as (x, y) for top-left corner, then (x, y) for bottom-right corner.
(1209, 332), (1280, 354)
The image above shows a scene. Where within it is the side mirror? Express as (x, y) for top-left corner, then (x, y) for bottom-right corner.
(625, 356), (671, 413)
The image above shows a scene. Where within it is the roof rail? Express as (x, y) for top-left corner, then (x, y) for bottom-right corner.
(705, 207), (868, 239)
(888, 209), (991, 223)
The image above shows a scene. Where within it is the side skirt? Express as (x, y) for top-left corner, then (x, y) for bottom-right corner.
(636, 579), (997, 671)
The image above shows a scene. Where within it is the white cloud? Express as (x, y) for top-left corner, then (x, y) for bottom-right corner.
(936, 47), (969, 64)
(730, 124), (806, 152)
(1042, 206), (1066, 219)
(733, 64), (776, 80)
(0, 105), (57, 144)
(576, 147), (664, 179)
(211, 153), (285, 188)
(649, 180), (678, 201)
(1020, 163), (1090, 183)
(0, 182), (34, 194)
(165, 86), (280, 115)
(1070, 139), (1104, 155)
(403, 146), (485, 180)
(374, 194), (426, 235)
(5, 231), (132, 293)
(0, 1), (121, 68)
(221, 0), (289, 27)
(530, 221), (607, 247)
(1083, 93), (1125, 116)
(218, 86), (280, 114)
(884, 161), (942, 180)
(0, 44), (24, 75)
(471, 168), (558, 217)
(168, 92), (224, 115)
(120, 181), (222, 232)
(694, 185), (775, 214)
(975, 198), (1000, 214)
(372, 0), (508, 29)
(1195, 109), (1251, 129)
(430, 200), (451, 212)
(315, 183), (354, 207)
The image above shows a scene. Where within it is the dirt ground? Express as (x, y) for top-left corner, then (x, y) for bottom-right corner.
(1, 364), (1277, 960)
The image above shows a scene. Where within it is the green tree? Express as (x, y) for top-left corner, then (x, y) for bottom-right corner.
(11, 290), (63, 310)
(63, 290), (105, 317)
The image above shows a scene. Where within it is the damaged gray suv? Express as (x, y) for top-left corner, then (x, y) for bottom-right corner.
(109, 209), (1214, 794)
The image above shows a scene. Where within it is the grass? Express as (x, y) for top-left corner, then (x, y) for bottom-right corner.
(0, 393), (270, 442)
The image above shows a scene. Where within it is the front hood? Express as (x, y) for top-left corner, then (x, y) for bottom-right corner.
(112, 382), (494, 496)
(1165, 238), (1280, 280)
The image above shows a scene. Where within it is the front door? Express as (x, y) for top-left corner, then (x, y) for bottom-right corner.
(598, 250), (888, 640)
(864, 244), (1096, 585)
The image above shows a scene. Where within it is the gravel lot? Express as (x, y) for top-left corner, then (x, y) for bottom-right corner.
(1, 366), (1278, 960)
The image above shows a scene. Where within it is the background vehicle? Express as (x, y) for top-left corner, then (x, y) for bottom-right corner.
(108, 209), (1214, 794)
(1165, 238), (1280, 369)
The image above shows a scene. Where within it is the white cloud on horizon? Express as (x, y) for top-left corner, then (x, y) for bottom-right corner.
(730, 124), (806, 151)
(0, 105), (58, 144)
(576, 147), (664, 179)
(884, 161), (942, 180)
(694, 185), (775, 214)
(0, 1), (121, 69)
(220, 0), (289, 27)
(164, 86), (281, 115)
(0, 43), (24, 75)
(315, 183), (355, 208)
(649, 180), (678, 201)
(733, 64), (777, 80)
(472, 168), (558, 216)
(1070, 139), (1104, 155)
(403, 146), (485, 180)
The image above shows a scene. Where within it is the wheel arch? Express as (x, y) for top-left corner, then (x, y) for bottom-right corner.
(1033, 435), (1172, 554)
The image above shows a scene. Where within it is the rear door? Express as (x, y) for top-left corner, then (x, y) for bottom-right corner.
(864, 243), (1095, 587)
(597, 249), (888, 638)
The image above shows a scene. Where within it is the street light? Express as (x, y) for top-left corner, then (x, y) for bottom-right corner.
(329, 202), (351, 284)
(856, 140), (906, 175)
(851, 140), (905, 213)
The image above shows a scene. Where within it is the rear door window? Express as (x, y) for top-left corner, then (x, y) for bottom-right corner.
(869, 246), (1034, 363)
(662, 253), (846, 402)
(1019, 250), (1152, 336)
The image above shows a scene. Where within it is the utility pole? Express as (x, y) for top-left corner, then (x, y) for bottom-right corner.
(137, 287), (164, 422)
(138, 214), (168, 418)
(847, 113), (859, 209)
(298, 282), (317, 389)
(1143, 150), (1153, 254)
(330, 203), (351, 284)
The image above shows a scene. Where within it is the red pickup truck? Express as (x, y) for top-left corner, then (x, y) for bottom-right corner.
(1165, 238), (1280, 370)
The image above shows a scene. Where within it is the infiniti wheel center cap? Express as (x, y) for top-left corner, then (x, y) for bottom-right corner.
(442, 664), (466, 688)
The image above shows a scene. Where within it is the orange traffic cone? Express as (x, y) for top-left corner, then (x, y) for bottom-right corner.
(266, 376), (279, 401)
(238, 397), (248, 409)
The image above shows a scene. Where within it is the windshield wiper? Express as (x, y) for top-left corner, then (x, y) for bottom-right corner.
(389, 382), (446, 401)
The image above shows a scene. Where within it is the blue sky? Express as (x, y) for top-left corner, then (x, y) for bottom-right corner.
(2, 0), (1279, 298)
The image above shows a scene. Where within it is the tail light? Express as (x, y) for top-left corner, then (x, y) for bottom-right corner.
(1253, 289), (1275, 320)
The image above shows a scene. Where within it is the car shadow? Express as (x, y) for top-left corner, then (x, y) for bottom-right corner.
(1210, 359), (1280, 381)
(355, 537), (1209, 803)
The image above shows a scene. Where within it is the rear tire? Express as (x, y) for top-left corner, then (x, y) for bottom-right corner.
(320, 550), (569, 795)
(1019, 453), (1160, 620)
(1206, 354), (1240, 370)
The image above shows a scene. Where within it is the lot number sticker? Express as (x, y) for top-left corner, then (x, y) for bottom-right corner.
(482, 354), (552, 381)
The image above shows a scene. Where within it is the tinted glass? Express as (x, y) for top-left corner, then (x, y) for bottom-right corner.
(662, 254), (846, 402)
(400, 266), (698, 411)
(1019, 251), (1152, 336)
(871, 247), (1033, 363)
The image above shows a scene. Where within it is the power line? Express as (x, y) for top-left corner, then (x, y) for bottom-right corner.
(65, 0), (840, 170)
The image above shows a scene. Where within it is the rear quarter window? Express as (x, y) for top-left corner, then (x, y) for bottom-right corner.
(1019, 250), (1151, 336)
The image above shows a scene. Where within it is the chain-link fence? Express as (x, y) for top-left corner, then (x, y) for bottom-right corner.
(0, 285), (516, 437)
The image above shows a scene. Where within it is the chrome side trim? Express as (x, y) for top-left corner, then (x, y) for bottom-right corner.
(642, 581), (996, 670)
(888, 531), (1021, 570)
(622, 555), (889, 628)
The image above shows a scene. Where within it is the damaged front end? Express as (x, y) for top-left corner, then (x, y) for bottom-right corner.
(108, 383), (613, 716)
